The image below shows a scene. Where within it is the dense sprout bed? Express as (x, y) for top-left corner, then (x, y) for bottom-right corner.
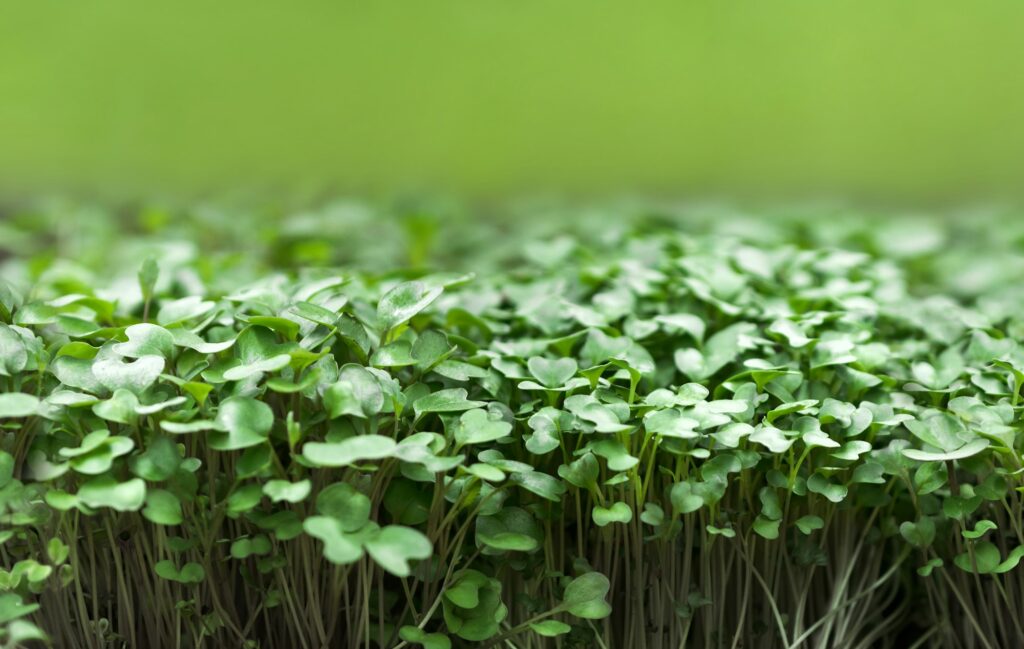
(2, 204), (1024, 648)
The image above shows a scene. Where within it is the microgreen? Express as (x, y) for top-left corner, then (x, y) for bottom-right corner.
(4, 207), (1024, 649)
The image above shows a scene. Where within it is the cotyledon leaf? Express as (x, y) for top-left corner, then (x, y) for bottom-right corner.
(92, 355), (165, 394)
(0, 393), (39, 418)
(377, 281), (444, 332)
(302, 435), (398, 467)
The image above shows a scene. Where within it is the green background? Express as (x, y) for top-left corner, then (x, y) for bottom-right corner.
(2, 1), (1023, 201)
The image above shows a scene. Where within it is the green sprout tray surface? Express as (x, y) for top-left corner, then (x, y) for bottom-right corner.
(2, 204), (1024, 648)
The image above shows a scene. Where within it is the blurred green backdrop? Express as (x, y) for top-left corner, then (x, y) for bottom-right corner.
(1, 1), (1023, 201)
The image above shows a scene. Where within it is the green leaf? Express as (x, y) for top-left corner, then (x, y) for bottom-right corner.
(315, 482), (371, 531)
(670, 481), (704, 514)
(246, 316), (300, 341)
(510, 470), (566, 502)
(454, 408), (512, 447)
(211, 397), (274, 450)
(706, 524), (736, 538)
(525, 409), (562, 454)
(364, 525), (432, 577)
(526, 356), (578, 388)
(92, 388), (140, 423)
(445, 571), (486, 609)
(476, 507), (540, 553)
(227, 484), (262, 516)
(852, 461), (886, 484)
(223, 353), (291, 381)
(442, 570), (507, 641)
(749, 425), (794, 453)
(263, 479), (312, 504)
(560, 572), (612, 619)
(530, 620), (571, 637)
(558, 453), (599, 490)
(143, 489), (183, 525)
(413, 388), (485, 419)
(399, 626), (452, 649)
(76, 475), (145, 511)
(674, 322), (756, 381)
(113, 323), (174, 358)
(138, 257), (159, 300)
(943, 486), (982, 520)
(303, 516), (366, 565)
(902, 438), (990, 462)
(0, 324), (29, 376)
(795, 515), (824, 535)
(46, 538), (69, 565)
(0, 593), (40, 625)
(899, 517), (936, 548)
(904, 411), (971, 452)
(0, 451), (12, 489)
(324, 365), (384, 418)
(0, 392), (39, 418)
(170, 329), (235, 354)
(917, 558), (944, 577)
(371, 340), (417, 367)
(644, 408), (699, 440)
(806, 473), (847, 503)
(753, 516), (781, 540)
(655, 313), (706, 341)
(570, 400), (631, 433)
(412, 329), (454, 370)
(130, 436), (181, 481)
(230, 535), (272, 559)
(962, 520), (997, 539)
(592, 502), (633, 527)
(377, 281), (444, 332)
(954, 541), (1001, 574)
(994, 546), (1024, 573)
(589, 439), (638, 471)
(92, 355), (165, 393)
(154, 559), (205, 584)
(302, 435), (397, 467)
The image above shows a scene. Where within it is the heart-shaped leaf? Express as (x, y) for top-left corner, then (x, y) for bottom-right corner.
(413, 388), (485, 419)
(953, 541), (1001, 574)
(92, 355), (165, 393)
(670, 481), (704, 514)
(526, 356), (578, 389)
(476, 507), (541, 553)
(399, 626), (452, 649)
(113, 323), (174, 359)
(92, 389), (140, 424)
(510, 470), (566, 502)
(230, 535), (272, 559)
(454, 408), (512, 447)
(377, 281), (444, 332)
(364, 525), (432, 577)
(560, 572), (612, 619)
(302, 435), (397, 467)
(902, 438), (990, 462)
(263, 479), (312, 504)
(0, 393), (39, 418)
(211, 397), (273, 450)
(154, 560), (205, 584)
(592, 502), (633, 527)
(303, 517), (369, 565)
(0, 324), (28, 376)
(558, 453), (599, 489)
(795, 515), (824, 535)
(530, 620), (571, 637)
(143, 489), (183, 525)
(900, 517), (936, 548)
(77, 476), (146, 512)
